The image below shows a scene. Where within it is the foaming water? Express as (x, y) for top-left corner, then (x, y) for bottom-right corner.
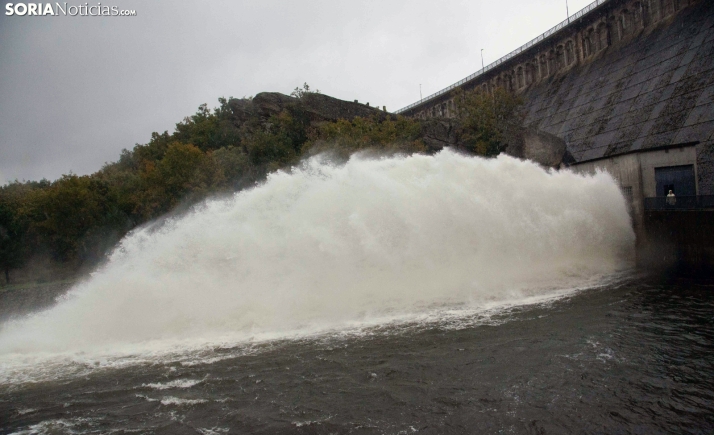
(0, 150), (634, 365)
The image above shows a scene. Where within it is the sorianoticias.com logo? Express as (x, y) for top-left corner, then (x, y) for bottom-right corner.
(5, 3), (136, 16)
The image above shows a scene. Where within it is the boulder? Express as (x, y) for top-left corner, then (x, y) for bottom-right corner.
(504, 127), (568, 168)
(251, 92), (295, 118)
(420, 118), (461, 152)
(227, 97), (255, 124)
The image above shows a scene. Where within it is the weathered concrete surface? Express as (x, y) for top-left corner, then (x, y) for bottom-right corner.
(640, 210), (714, 272)
(524, 0), (714, 193)
(569, 143), (699, 245)
(399, 0), (713, 193)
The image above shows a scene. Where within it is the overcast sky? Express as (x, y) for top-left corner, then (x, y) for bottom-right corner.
(0, 0), (594, 184)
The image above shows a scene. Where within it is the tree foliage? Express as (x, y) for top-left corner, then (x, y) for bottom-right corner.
(290, 82), (320, 98)
(453, 87), (524, 156)
(311, 115), (425, 158)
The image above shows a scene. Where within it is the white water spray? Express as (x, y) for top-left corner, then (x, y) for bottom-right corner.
(0, 150), (634, 356)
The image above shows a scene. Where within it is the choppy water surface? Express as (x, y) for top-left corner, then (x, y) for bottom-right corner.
(2, 274), (714, 434)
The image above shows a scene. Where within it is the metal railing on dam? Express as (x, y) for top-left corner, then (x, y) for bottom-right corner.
(395, 0), (610, 114)
(644, 196), (714, 211)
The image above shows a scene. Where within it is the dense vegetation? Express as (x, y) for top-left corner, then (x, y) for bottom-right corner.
(0, 85), (522, 285)
(454, 88), (525, 157)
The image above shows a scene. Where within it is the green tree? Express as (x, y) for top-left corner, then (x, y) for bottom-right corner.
(19, 175), (126, 264)
(0, 182), (36, 284)
(453, 87), (524, 156)
(243, 126), (296, 170)
(174, 99), (242, 152)
(210, 146), (250, 188)
(135, 142), (207, 219)
(310, 115), (425, 157)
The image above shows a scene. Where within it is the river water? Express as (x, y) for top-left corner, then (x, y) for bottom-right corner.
(1, 152), (712, 433)
(2, 273), (714, 434)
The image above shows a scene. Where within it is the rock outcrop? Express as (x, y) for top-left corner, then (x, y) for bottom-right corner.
(504, 127), (572, 169)
(420, 118), (462, 152)
(228, 92), (391, 127)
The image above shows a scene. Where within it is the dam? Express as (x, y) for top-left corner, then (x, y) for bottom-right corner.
(2, 2), (714, 432)
(397, 0), (714, 270)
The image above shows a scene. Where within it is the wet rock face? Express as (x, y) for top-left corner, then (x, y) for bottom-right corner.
(505, 127), (568, 169)
(420, 118), (462, 153)
(227, 97), (256, 124)
(522, 129), (568, 169)
(250, 92), (295, 119)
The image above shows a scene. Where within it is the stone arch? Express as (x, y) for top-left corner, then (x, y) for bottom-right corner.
(662, 0), (674, 17)
(516, 66), (525, 89)
(620, 10), (630, 38)
(547, 50), (556, 74)
(503, 73), (513, 92)
(609, 15), (620, 43)
(596, 22), (609, 50)
(582, 27), (594, 57)
(565, 40), (575, 65)
(649, 0), (662, 21)
(642, 0), (651, 26)
(525, 62), (535, 85)
(633, 2), (644, 29)
(556, 45), (565, 70)
(539, 54), (548, 78)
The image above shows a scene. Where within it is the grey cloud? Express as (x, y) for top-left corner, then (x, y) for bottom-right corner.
(0, 0), (594, 184)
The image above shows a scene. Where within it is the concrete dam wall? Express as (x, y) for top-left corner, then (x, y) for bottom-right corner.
(399, 0), (714, 195)
(523, 0), (714, 194)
